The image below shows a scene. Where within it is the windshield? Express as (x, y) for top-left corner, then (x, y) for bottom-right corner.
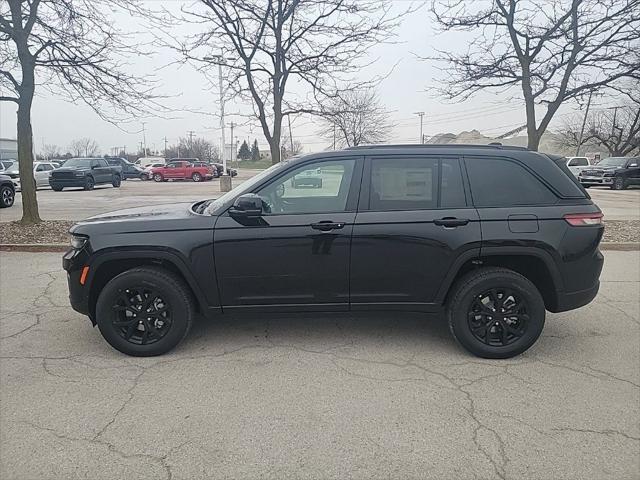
(63, 158), (93, 168)
(202, 162), (288, 215)
(597, 157), (627, 167)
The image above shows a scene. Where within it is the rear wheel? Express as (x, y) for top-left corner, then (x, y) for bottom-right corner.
(0, 185), (14, 208)
(153, 173), (163, 182)
(192, 172), (202, 182)
(95, 267), (194, 356)
(612, 176), (627, 190)
(84, 176), (95, 191)
(446, 267), (545, 359)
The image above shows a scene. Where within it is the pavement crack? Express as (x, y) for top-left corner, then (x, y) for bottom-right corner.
(551, 427), (640, 441)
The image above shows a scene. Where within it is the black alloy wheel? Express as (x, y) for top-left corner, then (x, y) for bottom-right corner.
(95, 267), (194, 356)
(447, 267), (545, 359)
(468, 288), (529, 346)
(111, 286), (172, 345)
(84, 176), (95, 190)
(612, 176), (627, 190)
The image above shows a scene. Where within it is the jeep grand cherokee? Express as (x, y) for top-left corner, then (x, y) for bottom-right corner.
(63, 145), (604, 358)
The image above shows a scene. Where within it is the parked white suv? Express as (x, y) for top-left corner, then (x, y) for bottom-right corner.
(6, 161), (58, 191)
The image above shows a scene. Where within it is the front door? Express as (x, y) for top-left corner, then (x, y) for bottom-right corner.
(214, 157), (363, 312)
(350, 155), (481, 311)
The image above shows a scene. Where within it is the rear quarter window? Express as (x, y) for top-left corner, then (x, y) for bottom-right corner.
(465, 157), (557, 207)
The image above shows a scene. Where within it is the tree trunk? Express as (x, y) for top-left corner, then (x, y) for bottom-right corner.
(16, 89), (41, 224)
(269, 141), (281, 165)
(527, 131), (541, 151)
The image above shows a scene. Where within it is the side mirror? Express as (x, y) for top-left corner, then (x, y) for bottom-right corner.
(229, 193), (263, 218)
(629, 163), (638, 168)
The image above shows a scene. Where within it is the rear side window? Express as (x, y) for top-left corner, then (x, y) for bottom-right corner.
(466, 157), (557, 207)
(369, 157), (466, 210)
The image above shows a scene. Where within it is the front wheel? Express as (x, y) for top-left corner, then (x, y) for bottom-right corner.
(51, 186), (63, 192)
(612, 177), (627, 190)
(112, 175), (121, 188)
(84, 176), (95, 191)
(95, 267), (194, 356)
(140, 173), (149, 181)
(0, 185), (14, 208)
(446, 267), (545, 359)
(192, 172), (202, 182)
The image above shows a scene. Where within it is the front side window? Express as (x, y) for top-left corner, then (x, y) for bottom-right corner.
(466, 157), (557, 207)
(256, 159), (356, 214)
(36, 164), (46, 171)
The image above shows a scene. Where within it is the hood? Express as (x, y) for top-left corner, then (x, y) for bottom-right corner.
(78, 203), (195, 224)
(54, 165), (91, 172)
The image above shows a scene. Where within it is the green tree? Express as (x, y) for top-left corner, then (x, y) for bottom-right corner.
(238, 140), (251, 160)
(250, 140), (260, 162)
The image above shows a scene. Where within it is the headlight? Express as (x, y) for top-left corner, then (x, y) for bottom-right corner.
(70, 235), (87, 249)
(603, 172), (614, 177)
(75, 172), (85, 177)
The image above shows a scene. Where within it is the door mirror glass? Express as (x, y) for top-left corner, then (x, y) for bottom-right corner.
(229, 194), (264, 218)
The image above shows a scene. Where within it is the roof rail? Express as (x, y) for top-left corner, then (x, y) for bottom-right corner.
(345, 143), (529, 151)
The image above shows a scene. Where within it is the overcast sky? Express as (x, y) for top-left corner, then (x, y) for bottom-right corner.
(0, 1), (621, 156)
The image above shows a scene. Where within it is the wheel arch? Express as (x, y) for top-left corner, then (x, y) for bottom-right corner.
(438, 248), (563, 311)
(86, 249), (213, 322)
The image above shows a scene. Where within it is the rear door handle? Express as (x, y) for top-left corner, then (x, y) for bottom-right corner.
(434, 217), (470, 228)
(311, 221), (345, 231)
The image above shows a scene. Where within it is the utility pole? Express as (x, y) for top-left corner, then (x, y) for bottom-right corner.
(142, 122), (147, 156)
(288, 115), (294, 153)
(576, 90), (594, 156)
(163, 136), (168, 157)
(187, 131), (195, 156)
(229, 121), (235, 165)
(414, 112), (425, 144)
(333, 124), (336, 150)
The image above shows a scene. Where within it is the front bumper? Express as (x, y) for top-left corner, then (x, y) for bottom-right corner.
(50, 177), (88, 187)
(579, 176), (613, 186)
(63, 247), (92, 321)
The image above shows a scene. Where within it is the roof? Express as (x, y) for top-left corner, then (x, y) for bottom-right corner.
(345, 143), (529, 151)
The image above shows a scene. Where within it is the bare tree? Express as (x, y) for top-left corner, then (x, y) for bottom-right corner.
(40, 143), (60, 160)
(165, 137), (220, 162)
(430, 0), (640, 151)
(0, 0), (155, 224)
(319, 89), (392, 147)
(561, 98), (640, 156)
(69, 138), (100, 157)
(175, 0), (406, 164)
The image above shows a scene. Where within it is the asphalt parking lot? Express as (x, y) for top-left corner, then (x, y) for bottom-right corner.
(0, 250), (638, 479)
(0, 173), (638, 222)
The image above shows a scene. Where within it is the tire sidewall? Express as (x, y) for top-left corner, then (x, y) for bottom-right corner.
(85, 176), (95, 190)
(449, 271), (545, 359)
(613, 177), (626, 190)
(96, 270), (191, 356)
(112, 175), (121, 187)
(192, 172), (202, 182)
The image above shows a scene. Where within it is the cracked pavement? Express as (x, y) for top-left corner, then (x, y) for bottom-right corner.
(0, 251), (638, 480)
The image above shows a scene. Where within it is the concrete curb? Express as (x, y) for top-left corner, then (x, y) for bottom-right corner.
(1, 242), (639, 253)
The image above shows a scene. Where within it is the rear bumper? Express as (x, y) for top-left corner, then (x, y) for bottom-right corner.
(552, 281), (600, 313)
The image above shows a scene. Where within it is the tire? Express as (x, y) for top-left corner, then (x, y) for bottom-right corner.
(95, 267), (194, 356)
(612, 177), (627, 190)
(51, 186), (63, 192)
(446, 267), (545, 359)
(112, 175), (121, 188)
(0, 185), (14, 208)
(153, 173), (163, 182)
(140, 173), (148, 181)
(84, 176), (95, 191)
(582, 185), (590, 188)
(192, 172), (202, 182)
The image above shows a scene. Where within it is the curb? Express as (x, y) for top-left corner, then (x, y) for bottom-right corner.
(0, 242), (638, 253)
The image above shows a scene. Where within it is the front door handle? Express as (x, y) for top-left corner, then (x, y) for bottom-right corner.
(434, 217), (470, 228)
(311, 221), (345, 231)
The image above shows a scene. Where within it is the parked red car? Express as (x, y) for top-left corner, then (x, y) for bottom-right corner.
(150, 161), (214, 182)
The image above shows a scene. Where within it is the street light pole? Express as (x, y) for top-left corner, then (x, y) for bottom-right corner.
(414, 112), (425, 144)
(218, 59), (226, 176)
(576, 90), (594, 156)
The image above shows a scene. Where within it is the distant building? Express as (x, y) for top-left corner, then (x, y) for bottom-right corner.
(0, 138), (18, 160)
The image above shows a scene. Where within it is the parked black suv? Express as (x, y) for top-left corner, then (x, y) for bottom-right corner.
(105, 157), (144, 180)
(63, 145), (604, 358)
(50, 158), (122, 191)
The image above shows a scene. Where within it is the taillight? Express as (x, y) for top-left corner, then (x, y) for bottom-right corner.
(563, 212), (604, 226)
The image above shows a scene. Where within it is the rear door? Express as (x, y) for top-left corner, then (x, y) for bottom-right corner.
(350, 155), (481, 311)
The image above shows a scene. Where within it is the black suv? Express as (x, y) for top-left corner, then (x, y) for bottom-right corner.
(63, 145), (604, 358)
